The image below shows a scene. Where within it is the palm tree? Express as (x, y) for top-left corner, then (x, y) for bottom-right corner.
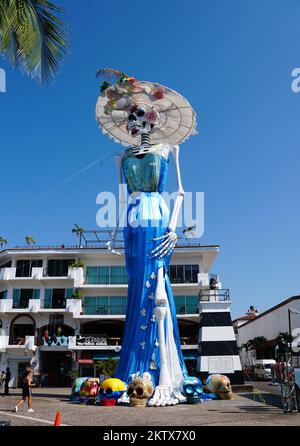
(0, 0), (68, 85)
(248, 336), (268, 361)
(25, 235), (36, 246)
(72, 224), (84, 247)
(277, 332), (293, 344)
(0, 236), (7, 249)
(240, 341), (252, 368)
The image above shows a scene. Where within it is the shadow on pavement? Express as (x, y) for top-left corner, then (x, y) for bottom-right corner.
(239, 392), (282, 409)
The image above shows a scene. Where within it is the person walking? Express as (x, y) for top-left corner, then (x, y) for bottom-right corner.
(4, 367), (11, 396)
(0, 370), (5, 395)
(14, 369), (34, 413)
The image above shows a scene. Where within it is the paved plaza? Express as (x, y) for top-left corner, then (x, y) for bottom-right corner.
(0, 382), (299, 427)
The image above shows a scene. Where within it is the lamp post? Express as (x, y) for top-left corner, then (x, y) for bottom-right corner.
(288, 308), (292, 355)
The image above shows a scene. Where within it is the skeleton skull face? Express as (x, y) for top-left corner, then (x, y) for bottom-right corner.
(180, 377), (203, 404)
(126, 104), (159, 137)
(206, 374), (233, 400)
(127, 374), (154, 407)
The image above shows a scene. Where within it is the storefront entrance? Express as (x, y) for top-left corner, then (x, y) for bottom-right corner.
(40, 351), (72, 387)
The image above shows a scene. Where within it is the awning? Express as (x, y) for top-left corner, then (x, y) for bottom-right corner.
(93, 352), (120, 361)
(182, 351), (198, 360)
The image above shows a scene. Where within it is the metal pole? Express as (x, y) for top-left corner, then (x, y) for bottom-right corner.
(288, 309), (292, 355)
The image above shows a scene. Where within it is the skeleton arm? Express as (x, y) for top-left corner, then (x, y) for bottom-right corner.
(150, 145), (184, 259)
(106, 153), (126, 255)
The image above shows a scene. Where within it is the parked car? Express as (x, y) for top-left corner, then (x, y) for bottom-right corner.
(254, 360), (276, 380)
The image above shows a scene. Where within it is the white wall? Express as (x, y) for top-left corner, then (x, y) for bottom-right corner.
(237, 298), (300, 347)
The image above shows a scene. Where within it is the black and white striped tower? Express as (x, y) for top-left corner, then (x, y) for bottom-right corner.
(197, 288), (244, 384)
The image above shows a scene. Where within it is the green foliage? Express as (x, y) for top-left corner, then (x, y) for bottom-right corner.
(25, 235), (36, 245)
(67, 369), (78, 382)
(71, 289), (83, 299)
(69, 259), (85, 269)
(0, 0), (68, 85)
(247, 336), (268, 350)
(96, 360), (118, 378)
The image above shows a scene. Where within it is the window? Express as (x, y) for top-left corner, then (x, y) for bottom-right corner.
(84, 296), (127, 315)
(0, 290), (7, 299)
(12, 289), (40, 308)
(46, 259), (75, 277)
(16, 259), (43, 277)
(169, 265), (199, 283)
(9, 315), (35, 345)
(0, 261), (11, 270)
(174, 296), (198, 314)
(44, 289), (73, 309)
(85, 266), (128, 284)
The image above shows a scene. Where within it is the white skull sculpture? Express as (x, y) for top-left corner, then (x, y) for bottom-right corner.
(127, 373), (154, 407)
(126, 104), (160, 137)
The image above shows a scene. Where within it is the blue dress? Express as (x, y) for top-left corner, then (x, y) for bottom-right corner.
(115, 144), (188, 386)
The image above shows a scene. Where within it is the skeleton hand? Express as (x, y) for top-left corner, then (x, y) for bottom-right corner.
(106, 231), (122, 256)
(149, 230), (178, 259)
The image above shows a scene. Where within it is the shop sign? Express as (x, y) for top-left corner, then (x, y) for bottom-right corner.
(76, 335), (108, 346)
(78, 359), (94, 364)
(42, 335), (69, 347)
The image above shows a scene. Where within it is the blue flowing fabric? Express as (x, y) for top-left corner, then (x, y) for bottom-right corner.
(115, 144), (188, 386)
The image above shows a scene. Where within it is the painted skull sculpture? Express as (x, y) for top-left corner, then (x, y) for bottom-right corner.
(126, 104), (159, 137)
(98, 378), (127, 406)
(206, 374), (233, 400)
(180, 377), (203, 404)
(127, 373), (154, 407)
(79, 378), (100, 398)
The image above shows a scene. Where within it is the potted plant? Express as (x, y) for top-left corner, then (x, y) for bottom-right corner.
(72, 289), (83, 299)
(69, 259), (85, 269)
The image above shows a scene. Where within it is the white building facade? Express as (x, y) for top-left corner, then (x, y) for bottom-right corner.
(235, 296), (300, 368)
(0, 237), (242, 386)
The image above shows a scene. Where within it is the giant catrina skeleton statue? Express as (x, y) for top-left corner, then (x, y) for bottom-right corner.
(95, 69), (197, 406)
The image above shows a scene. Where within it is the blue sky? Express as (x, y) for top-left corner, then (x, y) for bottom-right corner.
(0, 0), (300, 318)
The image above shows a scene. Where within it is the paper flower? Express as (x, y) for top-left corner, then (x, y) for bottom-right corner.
(153, 87), (164, 99)
(145, 110), (158, 123)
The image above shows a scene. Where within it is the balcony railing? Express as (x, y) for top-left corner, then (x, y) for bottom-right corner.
(13, 300), (30, 309)
(83, 303), (198, 316)
(175, 304), (198, 315)
(9, 335), (35, 346)
(83, 304), (127, 315)
(43, 300), (66, 309)
(198, 288), (230, 302)
(84, 275), (128, 285)
(170, 277), (198, 284)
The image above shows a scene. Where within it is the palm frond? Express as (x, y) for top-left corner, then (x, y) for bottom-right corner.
(0, 0), (68, 85)
(96, 68), (126, 79)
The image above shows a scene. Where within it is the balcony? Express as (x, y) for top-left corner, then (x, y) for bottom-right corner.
(8, 335), (36, 351)
(5, 299), (40, 313)
(198, 288), (230, 302)
(175, 304), (198, 315)
(84, 275), (128, 285)
(0, 267), (44, 281)
(83, 303), (127, 316)
(43, 299), (66, 310)
(82, 303), (198, 316)
(0, 335), (8, 351)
